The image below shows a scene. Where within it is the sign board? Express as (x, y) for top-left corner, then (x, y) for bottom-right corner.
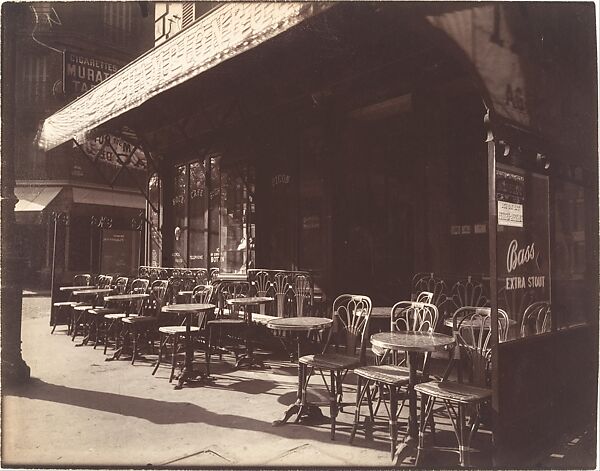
(101, 229), (141, 275)
(64, 50), (125, 98)
(498, 201), (523, 227)
(496, 169), (525, 227)
(75, 134), (147, 170)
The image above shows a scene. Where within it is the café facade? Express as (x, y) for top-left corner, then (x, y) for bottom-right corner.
(37, 2), (597, 465)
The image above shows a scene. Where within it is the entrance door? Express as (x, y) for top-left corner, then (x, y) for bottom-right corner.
(335, 118), (415, 304)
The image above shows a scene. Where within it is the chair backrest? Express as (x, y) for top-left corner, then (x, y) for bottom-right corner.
(142, 279), (170, 317)
(327, 294), (372, 361)
(415, 291), (434, 303)
(97, 275), (114, 289)
(454, 307), (509, 387)
(390, 301), (439, 371)
(272, 272), (291, 317)
(449, 277), (488, 311)
(411, 273), (448, 312)
(191, 284), (214, 304)
(216, 281), (249, 317)
(130, 278), (150, 294)
(391, 301), (438, 333)
(520, 301), (551, 337)
(114, 277), (129, 294)
(452, 306), (510, 342)
(73, 274), (92, 286)
(293, 273), (313, 317)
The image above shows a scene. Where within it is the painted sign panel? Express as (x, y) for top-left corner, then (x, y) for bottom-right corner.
(76, 134), (148, 170)
(64, 50), (124, 98)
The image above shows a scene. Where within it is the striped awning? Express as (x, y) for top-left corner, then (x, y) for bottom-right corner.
(37, 3), (330, 151)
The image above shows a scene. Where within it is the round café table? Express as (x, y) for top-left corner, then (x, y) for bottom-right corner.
(370, 331), (455, 455)
(59, 285), (97, 292)
(103, 293), (150, 361)
(162, 303), (216, 389)
(267, 316), (333, 426)
(225, 297), (273, 369)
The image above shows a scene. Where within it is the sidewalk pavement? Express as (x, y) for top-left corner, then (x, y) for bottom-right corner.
(1, 296), (596, 469)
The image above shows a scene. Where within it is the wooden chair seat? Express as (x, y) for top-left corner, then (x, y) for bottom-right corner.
(414, 380), (491, 404)
(122, 316), (155, 325)
(104, 313), (139, 320)
(53, 301), (78, 307)
(89, 307), (122, 316)
(299, 352), (360, 370)
(207, 318), (245, 326)
(73, 304), (94, 311)
(158, 325), (200, 334)
(353, 364), (412, 385)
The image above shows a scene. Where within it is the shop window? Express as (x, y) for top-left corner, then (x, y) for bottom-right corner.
(189, 161), (207, 268)
(147, 173), (162, 267)
(553, 181), (587, 328)
(169, 157), (255, 274)
(172, 165), (188, 268)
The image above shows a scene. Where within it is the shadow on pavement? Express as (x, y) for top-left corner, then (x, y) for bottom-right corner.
(3, 377), (387, 453)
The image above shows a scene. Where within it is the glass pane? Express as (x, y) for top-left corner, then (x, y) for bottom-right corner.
(553, 181), (587, 328)
(220, 167), (249, 274)
(148, 173), (161, 267)
(172, 165), (188, 267)
(189, 161), (207, 268)
(209, 156), (221, 274)
(496, 166), (551, 340)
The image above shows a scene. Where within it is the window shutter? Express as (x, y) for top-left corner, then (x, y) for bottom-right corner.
(182, 2), (195, 29)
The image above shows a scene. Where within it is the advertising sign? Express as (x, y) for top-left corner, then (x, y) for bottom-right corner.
(496, 168), (550, 301)
(75, 134), (147, 170)
(64, 50), (124, 98)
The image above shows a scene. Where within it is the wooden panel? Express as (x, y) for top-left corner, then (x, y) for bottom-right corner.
(495, 325), (598, 466)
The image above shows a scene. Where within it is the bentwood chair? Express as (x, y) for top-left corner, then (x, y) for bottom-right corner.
(414, 308), (509, 467)
(101, 278), (150, 354)
(153, 284), (214, 382)
(51, 273), (92, 334)
(206, 281), (249, 366)
(87, 276), (128, 347)
(120, 279), (169, 364)
(71, 275), (114, 341)
(520, 301), (551, 337)
(372, 292), (433, 366)
(298, 294), (372, 440)
(350, 301), (439, 459)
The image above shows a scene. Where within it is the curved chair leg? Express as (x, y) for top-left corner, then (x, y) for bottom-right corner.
(350, 375), (363, 444)
(153, 333), (166, 376)
(389, 385), (398, 461)
(330, 370), (337, 440)
(169, 333), (178, 382)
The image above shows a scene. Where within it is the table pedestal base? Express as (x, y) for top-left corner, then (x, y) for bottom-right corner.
(273, 402), (329, 426)
(393, 436), (417, 466)
(234, 354), (268, 370)
(174, 367), (212, 390)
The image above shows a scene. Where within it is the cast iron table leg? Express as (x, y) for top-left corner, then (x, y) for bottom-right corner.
(235, 306), (266, 370)
(273, 331), (327, 426)
(175, 311), (210, 389)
